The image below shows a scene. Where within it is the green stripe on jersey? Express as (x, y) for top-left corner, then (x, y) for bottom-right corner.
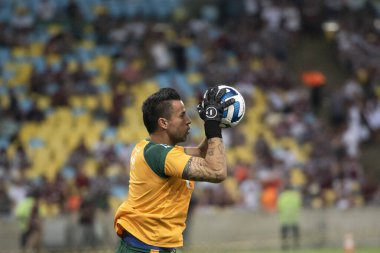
(144, 142), (173, 178)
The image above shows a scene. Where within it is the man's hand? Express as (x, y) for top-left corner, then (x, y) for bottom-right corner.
(197, 87), (235, 122)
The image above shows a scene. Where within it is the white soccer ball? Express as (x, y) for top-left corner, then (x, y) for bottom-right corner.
(203, 85), (245, 128)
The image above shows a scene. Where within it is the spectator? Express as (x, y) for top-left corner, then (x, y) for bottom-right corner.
(41, 173), (68, 214)
(8, 173), (29, 208)
(0, 148), (10, 178)
(65, 0), (84, 41)
(78, 191), (97, 248)
(277, 184), (302, 250)
(10, 6), (34, 32)
(36, 0), (57, 24)
(10, 145), (31, 172)
(0, 179), (12, 216)
(239, 168), (262, 210)
(90, 165), (110, 212)
(15, 188), (45, 252)
(149, 32), (172, 72)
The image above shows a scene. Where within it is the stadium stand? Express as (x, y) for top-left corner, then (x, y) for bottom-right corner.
(0, 0), (380, 250)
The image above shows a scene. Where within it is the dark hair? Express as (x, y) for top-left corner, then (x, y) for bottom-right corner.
(142, 88), (181, 134)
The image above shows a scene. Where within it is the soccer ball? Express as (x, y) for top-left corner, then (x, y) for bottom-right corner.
(203, 85), (245, 128)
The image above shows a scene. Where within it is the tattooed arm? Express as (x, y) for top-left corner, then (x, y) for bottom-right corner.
(182, 137), (227, 183)
(184, 137), (208, 158)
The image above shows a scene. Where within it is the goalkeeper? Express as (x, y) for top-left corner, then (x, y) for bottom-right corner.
(114, 87), (234, 253)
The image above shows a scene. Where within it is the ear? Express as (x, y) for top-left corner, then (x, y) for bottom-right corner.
(158, 117), (169, 129)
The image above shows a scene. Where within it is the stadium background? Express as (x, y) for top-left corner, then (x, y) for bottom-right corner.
(0, 0), (380, 252)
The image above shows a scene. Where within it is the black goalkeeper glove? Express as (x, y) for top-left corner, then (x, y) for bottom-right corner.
(197, 86), (235, 139)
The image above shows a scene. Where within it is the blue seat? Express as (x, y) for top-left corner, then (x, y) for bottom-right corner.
(97, 83), (110, 93)
(0, 86), (8, 95)
(140, 0), (153, 19)
(3, 69), (15, 80)
(103, 126), (117, 139)
(62, 166), (76, 180)
(156, 73), (171, 88)
(0, 48), (10, 66)
(31, 56), (46, 74)
(186, 45), (202, 71)
(107, 0), (122, 18)
(50, 61), (62, 72)
(76, 47), (93, 62)
(13, 85), (27, 95)
(19, 97), (33, 113)
(0, 138), (10, 149)
(111, 185), (128, 198)
(173, 72), (194, 97)
(29, 137), (45, 149)
(46, 82), (59, 95)
(123, 0), (140, 18)
(46, 0), (65, 10)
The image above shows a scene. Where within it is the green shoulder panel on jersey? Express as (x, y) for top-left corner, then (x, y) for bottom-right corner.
(144, 142), (173, 178)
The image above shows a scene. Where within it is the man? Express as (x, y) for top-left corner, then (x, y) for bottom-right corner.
(277, 184), (302, 250)
(114, 87), (233, 252)
(15, 188), (44, 253)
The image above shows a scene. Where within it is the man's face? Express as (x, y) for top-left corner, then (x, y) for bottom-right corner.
(166, 100), (191, 144)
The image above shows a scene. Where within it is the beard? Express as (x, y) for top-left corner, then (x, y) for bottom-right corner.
(170, 131), (188, 145)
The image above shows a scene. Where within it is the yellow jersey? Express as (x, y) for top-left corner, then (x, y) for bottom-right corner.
(114, 139), (194, 248)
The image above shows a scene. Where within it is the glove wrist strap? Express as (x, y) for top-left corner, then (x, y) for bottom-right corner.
(204, 121), (222, 139)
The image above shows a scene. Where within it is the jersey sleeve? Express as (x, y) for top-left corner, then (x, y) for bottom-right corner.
(144, 144), (172, 178)
(164, 146), (192, 178)
(145, 144), (192, 178)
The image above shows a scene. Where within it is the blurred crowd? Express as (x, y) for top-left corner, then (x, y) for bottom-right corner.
(1, 1), (380, 239)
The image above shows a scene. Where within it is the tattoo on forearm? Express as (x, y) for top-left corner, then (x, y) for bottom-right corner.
(217, 143), (223, 153)
(182, 139), (227, 183)
(182, 158), (192, 179)
(183, 157), (209, 181)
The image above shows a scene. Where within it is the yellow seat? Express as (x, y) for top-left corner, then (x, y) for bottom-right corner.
(7, 78), (18, 88)
(47, 24), (63, 36)
(36, 96), (51, 110)
(290, 168), (306, 187)
(29, 43), (44, 57)
(84, 96), (98, 110)
(11, 47), (27, 58)
(25, 167), (39, 179)
(323, 189), (337, 207)
(0, 94), (9, 108)
(84, 60), (97, 71)
(106, 164), (122, 178)
(69, 96), (83, 108)
(235, 145), (254, 164)
(94, 55), (111, 78)
(44, 163), (60, 181)
(84, 24), (94, 33)
(46, 54), (61, 66)
(6, 143), (17, 160)
(19, 123), (38, 145)
(68, 60), (79, 73)
(223, 177), (241, 203)
(41, 202), (60, 217)
(142, 80), (159, 93)
(375, 86), (380, 98)
(17, 63), (33, 84)
(81, 40), (95, 50)
(83, 158), (98, 177)
(187, 72), (203, 85)
(92, 76), (106, 86)
(117, 126), (137, 143)
(100, 93), (112, 112)
(226, 149), (237, 167)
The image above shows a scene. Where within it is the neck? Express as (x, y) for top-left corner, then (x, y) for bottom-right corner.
(149, 133), (174, 146)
